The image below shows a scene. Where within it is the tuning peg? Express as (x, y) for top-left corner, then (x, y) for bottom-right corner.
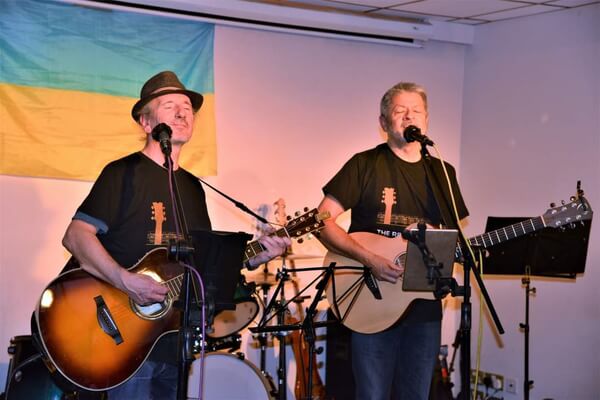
(570, 196), (576, 202)
(297, 238), (304, 244)
(304, 207), (309, 212)
(561, 200), (566, 205)
(295, 211), (301, 217)
(286, 215), (291, 221)
(550, 202), (556, 208)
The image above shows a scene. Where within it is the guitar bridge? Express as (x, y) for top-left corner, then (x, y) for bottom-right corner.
(94, 295), (124, 345)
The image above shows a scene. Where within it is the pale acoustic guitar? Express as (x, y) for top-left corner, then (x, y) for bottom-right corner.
(35, 208), (329, 391)
(325, 195), (592, 334)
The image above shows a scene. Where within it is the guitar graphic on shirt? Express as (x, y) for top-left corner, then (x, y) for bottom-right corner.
(150, 202), (166, 245)
(380, 187), (396, 225)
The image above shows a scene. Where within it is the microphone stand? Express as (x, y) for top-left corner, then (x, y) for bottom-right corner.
(155, 142), (197, 400)
(418, 141), (504, 400)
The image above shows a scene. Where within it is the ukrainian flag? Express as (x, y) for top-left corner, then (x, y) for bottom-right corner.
(0, 0), (216, 180)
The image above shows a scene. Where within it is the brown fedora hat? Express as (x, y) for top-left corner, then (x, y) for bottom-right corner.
(131, 71), (204, 122)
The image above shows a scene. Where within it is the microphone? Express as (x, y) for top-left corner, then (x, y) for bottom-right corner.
(151, 123), (172, 156)
(403, 125), (434, 146)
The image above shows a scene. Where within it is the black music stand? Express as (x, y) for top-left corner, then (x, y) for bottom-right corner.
(482, 216), (592, 400)
(189, 230), (253, 318)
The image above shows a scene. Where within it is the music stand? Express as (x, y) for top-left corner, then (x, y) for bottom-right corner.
(481, 216), (592, 400)
(482, 216), (591, 278)
(189, 230), (253, 316)
(402, 228), (459, 292)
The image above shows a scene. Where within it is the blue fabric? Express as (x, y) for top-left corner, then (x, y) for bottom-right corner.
(107, 361), (178, 400)
(351, 319), (441, 400)
(0, 0), (214, 95)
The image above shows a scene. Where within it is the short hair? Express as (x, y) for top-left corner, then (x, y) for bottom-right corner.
(137, 101), (153, 123)
(380, 82), (428, 119)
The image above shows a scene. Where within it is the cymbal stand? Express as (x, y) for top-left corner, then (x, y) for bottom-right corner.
(256, 263), (277, 396)
(520, 266), (536, 400)
(300, 261), (335, 399)
(257, 279), (271, 375)
(276, 294), (288, 400)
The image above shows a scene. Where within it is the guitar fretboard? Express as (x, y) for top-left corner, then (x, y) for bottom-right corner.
(164, 275), (183, 301)
(469, 216), (545, 248)
(244, 228), (289, 261)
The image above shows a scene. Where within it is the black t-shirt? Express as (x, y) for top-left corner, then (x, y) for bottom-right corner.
(323, 143), (469, 323)
(76, 152), (212, 267)
(74, 152), (212, 364)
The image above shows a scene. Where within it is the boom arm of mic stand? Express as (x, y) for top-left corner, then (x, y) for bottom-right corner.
(197, 177), (269, 224)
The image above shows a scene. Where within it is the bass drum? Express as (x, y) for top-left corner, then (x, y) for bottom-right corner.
(208, 282), (259, 339)
(187, 352), (274, 400)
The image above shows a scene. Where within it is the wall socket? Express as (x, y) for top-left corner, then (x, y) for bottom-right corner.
(506, 378), (517, 394)
(471, 369), (504, 391)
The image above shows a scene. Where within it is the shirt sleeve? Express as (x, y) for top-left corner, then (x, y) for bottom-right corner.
(322, 154), (366, 211)
(75, 161), (125, 234)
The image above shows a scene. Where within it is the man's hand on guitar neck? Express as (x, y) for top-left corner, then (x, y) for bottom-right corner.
(246, 229), (292, 270)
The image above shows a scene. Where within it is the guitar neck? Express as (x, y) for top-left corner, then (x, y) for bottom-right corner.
(244, 227), (289, 262)
(468, 216), (545, 248)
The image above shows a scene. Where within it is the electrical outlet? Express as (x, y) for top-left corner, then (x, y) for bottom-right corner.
(506, 378), (517, 394)
(490, 373), (504, 391)
(471, 369), (504, 391)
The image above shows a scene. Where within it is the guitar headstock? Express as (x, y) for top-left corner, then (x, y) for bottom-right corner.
(151, 202), (165, 224)
(381, 187), (396, 206)
(543, 192), (593, 229)
(284, 208), (330, 240)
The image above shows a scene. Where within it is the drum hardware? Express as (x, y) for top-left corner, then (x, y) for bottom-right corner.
(191, 329), (243, 354)
(208, 276), (260, 339)
(250, 261), (338, 400)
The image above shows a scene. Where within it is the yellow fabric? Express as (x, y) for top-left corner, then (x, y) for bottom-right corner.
(0, 83), (216, 181)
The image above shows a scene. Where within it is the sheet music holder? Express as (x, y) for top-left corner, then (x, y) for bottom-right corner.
(189, 230), (253, 311)
(402, 228), (459, 292)
(482, 216), (591, 277)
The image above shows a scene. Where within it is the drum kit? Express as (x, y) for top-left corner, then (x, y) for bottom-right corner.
(188, 252), (325, 400)
(2, 254), (325, 400)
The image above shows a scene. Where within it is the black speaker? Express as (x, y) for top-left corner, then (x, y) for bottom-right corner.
(325, 310), (355, 399)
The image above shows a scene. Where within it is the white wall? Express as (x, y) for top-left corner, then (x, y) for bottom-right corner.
(461, 4), (600, 400)
(0, 21), (467, 396)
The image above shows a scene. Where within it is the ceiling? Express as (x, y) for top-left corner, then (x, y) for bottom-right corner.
(244, 0), (600, 25)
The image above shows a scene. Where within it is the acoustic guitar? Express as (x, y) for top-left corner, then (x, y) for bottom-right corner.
(326, 195), (592, 334)
(35, 208), (329, 391)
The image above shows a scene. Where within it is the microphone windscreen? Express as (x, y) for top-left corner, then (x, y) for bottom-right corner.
(151, 123), (172, 141)
(403, 125), (421, 142)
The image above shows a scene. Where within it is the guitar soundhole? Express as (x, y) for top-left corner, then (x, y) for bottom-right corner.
(130, 298), (172, 320)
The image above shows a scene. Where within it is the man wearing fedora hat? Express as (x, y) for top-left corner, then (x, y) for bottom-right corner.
(61, 71), (290, 398)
